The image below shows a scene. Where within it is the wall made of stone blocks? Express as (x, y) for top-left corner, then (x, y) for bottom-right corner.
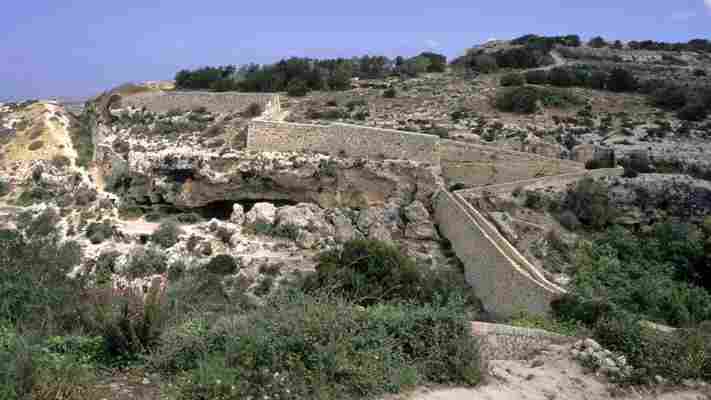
(121, 92), (279, 115)
(456, 168), (624, 197)
(434, 190), (561, 319)
(440, 140), (585, 187)
(247, 120), (440, 164)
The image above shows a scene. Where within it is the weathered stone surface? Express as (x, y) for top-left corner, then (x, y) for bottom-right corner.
(327, 209), (359, 243)
(274, 203), (335, 249)
(230, 204), (245, 225)
(404, 201), (438, 240)
(245, 203), (276, 230)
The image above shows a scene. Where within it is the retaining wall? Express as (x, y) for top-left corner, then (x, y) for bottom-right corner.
(456, 168), (624, 197)
(121, 92), (280, 115)
(434, 190), (564, 318)
(440, 140), (585, 186)
(247, 119), (440, 164)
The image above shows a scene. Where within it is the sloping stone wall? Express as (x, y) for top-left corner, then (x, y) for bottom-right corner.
(440, 139), (585, 187)
(434, 190), (563, 318)
(247, 119), (440, 164)
(456, 168), (624, 197)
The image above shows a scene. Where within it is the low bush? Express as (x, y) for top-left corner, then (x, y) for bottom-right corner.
(650, 85), (688, 110)
(562, 177), (615, 230)
(524, 70), (549, 85)
(204, 254), (239, 275)
(304, 239), (477, 308)
(151, 220), (182, 248)
(677, 102), (709, 122)
(0, 327), (101, 400)
(173, 292), (482, 399)
(548, 67), (579, 87)
(383, 87), (397, 98)
(124, 247), (168, 278)
(0, 217), (83, 332)
(606, 68), (637, 92)
(495, 86), (581, 114)
(242, 102), (264, 118)
(86, 219), (114, 244)
(500, 73), (525, 87)
(495, 86), (541, 113)
(287, 79), (310, 97)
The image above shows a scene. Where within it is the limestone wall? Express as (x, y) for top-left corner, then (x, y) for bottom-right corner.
(472, 322), (571, 361)
(434, 190), (563, 318)
(440, 140), (585, 187)
(247, 120), (440, 164)
(456, 168), (624, 197)
(121, 92), (279, 115)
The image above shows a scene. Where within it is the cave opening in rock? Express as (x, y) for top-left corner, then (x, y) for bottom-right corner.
(195, 199), (299, 220)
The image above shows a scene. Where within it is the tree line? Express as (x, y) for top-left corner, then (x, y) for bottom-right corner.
(174, 52), (447, 94)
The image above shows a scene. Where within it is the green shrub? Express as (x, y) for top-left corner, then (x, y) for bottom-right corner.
(151, 220), (182, 248)
(651, 85), (688, 110)
(92, 279), (167, 362)
(242, 102), (264, 118)
(383, 87), (397, 98)
(495, 86), (541, 113)
(471, 54), (499, 73)
(500, 73), (525, 87)
(495, 86), (580, 113)
(562, 177), (615, 229)
(0, 328), (101, 400)
(606, 68), (637, 92)
(305, 240), (421, 305)
(287, 79), (310, 97)
(558, 210), (582, 230)
(548, 67), (579, 87)
(524, 70), (549, 85)
(86, 219), (114, 244)
(677, 102), (709, 122)
(419, 52), (447, 73)
(174, 292), (481, 399)
(0, 219), (83, 332)
(204, 254), (239, 275)
(125, 247), (168, 278)
(588, 71), (608, 90)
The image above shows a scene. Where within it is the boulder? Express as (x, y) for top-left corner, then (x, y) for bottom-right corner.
(327, 209), (359, 243)
(275, 203), (335, 249)
(403, 201), (438, 240)
(230, 203), (245, 225)
(245, 203), (277, 231)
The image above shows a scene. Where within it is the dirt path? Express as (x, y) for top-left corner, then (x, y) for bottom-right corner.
(402, 344), (709, 400)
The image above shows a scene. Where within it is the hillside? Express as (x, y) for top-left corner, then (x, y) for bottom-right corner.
(1, 35), (711, 400)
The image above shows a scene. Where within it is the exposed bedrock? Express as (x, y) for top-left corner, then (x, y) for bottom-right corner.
(98, 146), (442, 212)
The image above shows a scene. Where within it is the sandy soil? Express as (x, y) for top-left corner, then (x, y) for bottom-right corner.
(401, 344), (709, 400)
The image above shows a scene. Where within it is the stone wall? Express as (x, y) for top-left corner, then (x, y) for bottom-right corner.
(440, 140), (585, 187)
(471, 322), (572, 361)
(434, 190), (563, 319)
(121, 92), (279, 115)
(247, 120), (440, 164)
(456, 168), (624, 197)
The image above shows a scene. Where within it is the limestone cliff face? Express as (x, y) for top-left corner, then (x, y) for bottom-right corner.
(103, 147), (440, 211)
(86, 96), (442, 212)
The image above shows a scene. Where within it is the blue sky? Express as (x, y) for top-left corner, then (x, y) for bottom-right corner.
(2, 0), (710, 101)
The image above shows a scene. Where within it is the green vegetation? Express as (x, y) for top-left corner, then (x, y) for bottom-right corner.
(151, 220), (182, 248)
(500, 73), (525, 87)
(561, 177), (616, 230)
(570, 223), (711, 325)
(2, 209), (483, 400)
(69, 105), (95, 168)
(495, 85), (581, 113)
(85, 219), (115, 244)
